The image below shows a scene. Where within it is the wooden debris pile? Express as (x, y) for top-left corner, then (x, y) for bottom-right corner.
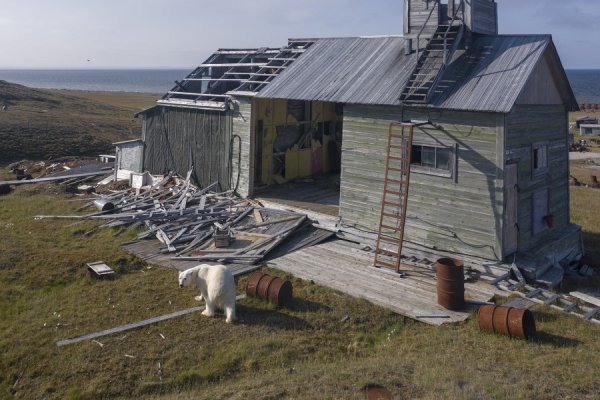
(35, 171), (331, 265)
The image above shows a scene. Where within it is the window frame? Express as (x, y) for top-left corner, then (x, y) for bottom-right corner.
(531, 141), (549, 177)
(409, 141), (457, 180)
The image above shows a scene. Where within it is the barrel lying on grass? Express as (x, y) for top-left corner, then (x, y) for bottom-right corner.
(478, 305), (536, 340)
(245, 272), (293, 307)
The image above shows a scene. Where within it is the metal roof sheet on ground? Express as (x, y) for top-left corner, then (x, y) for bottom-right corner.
(257, 36), (415, 106)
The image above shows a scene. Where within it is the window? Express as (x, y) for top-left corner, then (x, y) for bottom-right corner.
(410, 144), (454, 178)
(532, 142), (548, 176)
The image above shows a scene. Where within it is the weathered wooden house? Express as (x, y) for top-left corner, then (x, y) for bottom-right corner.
(131, 0), (582, 284)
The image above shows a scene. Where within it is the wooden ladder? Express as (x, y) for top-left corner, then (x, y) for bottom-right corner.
(373, 122), (414, 272)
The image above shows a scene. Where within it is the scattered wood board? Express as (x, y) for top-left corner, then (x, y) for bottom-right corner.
(87, 261), (115, 279)
(57, 295), (246, 347)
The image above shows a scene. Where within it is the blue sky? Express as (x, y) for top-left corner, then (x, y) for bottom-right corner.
(1, 0), (598, 69)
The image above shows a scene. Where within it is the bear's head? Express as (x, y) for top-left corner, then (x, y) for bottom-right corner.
(178, 268), (197, 288)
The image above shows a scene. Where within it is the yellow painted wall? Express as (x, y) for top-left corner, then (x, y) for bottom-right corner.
(254, 99), (342, 186)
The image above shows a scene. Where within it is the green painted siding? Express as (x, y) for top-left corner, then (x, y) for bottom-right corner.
(340, 105), (504, 260)
(505, 104), (569, 252)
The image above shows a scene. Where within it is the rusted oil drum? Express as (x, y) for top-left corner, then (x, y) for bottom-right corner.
(245, 272), (293, 306)
(257, 274), (275, 300)
(245, 272), (264, 298)
(436, 258), (465, 310)
(478, 305), (536, 340)
(267, 277), (293, 306)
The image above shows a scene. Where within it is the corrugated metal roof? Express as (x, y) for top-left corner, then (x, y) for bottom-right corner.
(430, 35), (551, 112)
(258, 34), (577, 113)
(257, 36), (414, 106)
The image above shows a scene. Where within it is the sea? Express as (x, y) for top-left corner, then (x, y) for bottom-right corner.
(0, 69), (189, 94)
(0, 68), (599, 102)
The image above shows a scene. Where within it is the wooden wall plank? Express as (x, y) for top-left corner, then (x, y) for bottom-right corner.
(505, 104), (570, 252)
(231, 98), (253, 197)
(339, 104), (504, 260)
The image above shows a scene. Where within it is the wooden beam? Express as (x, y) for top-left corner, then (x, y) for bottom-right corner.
(56, 295), (246, 347)
(198, 63), (267, 68)
(0, 170), (111, 186)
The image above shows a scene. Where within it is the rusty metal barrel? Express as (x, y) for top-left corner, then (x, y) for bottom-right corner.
(245, 272), (293, 307)
(478, 305), (536, 339)
(435, 258), (465, 310)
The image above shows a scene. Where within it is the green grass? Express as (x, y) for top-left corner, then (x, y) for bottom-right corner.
(0, 81), (156, 164)
(0, 178), (600, 399)
(1, 108), (600, 398)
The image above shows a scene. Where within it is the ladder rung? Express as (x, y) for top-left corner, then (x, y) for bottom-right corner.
(377, 249), (399, 256)
(380, 224), (399, 230)
(584, 309), (599, 320)
(564, 303), (577, 313)
(544, 294), (560, 305)
(382, 213), (402, 219)
(386, 179), (404, 185)
(389, 145), (405, 149)
(385, 190), (405, 196)
(526, 288), (544, 299)
(388, 167), (406, 172)
(378, 236), (401, 244)
(374, 260), (401, 270)
(388, 156), (405, 161)
(384, 201), (402, 208)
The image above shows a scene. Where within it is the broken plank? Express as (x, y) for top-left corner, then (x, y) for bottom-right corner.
(57, 295), (246, 346)
(569, 291), (600, 308)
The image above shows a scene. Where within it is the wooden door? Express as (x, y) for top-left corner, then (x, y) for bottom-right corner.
(503, 163), (518, 256)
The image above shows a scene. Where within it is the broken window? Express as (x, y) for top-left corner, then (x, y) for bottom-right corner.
(532, 142), (548, 176)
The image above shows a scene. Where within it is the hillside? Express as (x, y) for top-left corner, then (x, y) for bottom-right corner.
(0, 81), (157, 164)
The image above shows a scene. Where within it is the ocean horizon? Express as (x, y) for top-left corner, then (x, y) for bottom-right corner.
(1, 68), (600, 103)
(0, 69), (190, 94)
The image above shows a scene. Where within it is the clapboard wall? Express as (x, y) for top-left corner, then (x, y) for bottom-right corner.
(403, 0), (440, 37)
(464, 0), (498, 35)
(231, 98), (253, 197)
(142, 106), (233, 190)
(339, 105), (504, 260)
(505, 104), (569, 252)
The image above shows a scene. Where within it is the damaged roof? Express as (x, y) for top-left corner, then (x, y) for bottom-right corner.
(257, 34), (578, 113)
(257, 36), (415, 106)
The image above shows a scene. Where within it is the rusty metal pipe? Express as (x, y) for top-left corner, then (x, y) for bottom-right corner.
(478, 305), (536, 340)
(245, 272), (293, 307)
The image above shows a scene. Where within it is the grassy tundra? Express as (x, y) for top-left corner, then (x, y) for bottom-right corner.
(0, 84), (599, 399)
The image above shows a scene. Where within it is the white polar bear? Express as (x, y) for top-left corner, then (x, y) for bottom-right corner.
(178, 264), (237, 323)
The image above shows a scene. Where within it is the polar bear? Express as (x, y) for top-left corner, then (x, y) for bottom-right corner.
(178, 264), (237, 323)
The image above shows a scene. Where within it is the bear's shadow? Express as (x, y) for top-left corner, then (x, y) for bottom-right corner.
(236, 304), (313, 331)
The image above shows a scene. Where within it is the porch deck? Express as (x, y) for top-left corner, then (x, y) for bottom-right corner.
(254, 174), (340, 217)
(268, 238), (503, 326)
